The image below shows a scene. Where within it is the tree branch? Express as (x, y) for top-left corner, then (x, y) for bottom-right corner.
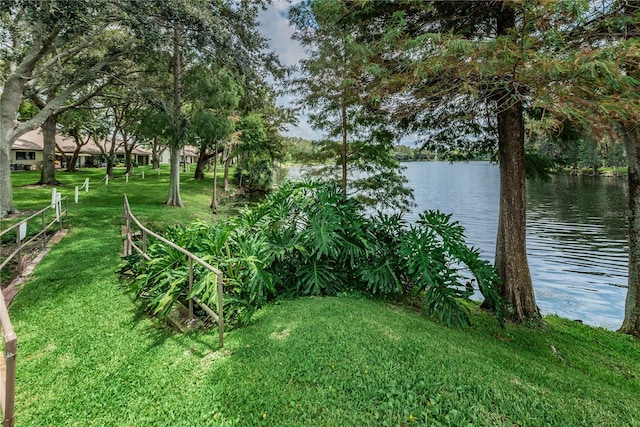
(13, 37), (138, 138)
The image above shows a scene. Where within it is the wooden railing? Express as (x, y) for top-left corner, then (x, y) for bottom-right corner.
(122, 194), (224, 348)
(0, 196), (67, 427)
(0, 307), (15, 427)
(0, 196), (68, 274)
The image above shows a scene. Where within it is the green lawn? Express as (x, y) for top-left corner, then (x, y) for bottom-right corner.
(5, 167), (640, 426)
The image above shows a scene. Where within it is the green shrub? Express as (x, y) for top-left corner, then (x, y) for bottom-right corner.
(234, 156), (274, 191)
(120, 180), (504, 328)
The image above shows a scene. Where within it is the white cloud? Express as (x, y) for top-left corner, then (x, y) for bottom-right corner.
(258, 1), (306, 68)
(284, 118), (320, 141)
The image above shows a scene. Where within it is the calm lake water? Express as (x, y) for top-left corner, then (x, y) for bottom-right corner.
(289, 162), (629, 329)
(404, 161), (628, 330)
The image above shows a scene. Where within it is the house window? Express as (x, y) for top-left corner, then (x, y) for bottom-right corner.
(16, 151), (36, 160)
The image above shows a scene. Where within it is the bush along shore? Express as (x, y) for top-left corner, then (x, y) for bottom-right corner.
(120, 180), (504, 329)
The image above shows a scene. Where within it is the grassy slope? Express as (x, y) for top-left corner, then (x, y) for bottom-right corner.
(5, 168), (640, 426)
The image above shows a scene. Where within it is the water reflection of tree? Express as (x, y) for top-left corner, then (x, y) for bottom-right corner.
(527, 175), (627, 241)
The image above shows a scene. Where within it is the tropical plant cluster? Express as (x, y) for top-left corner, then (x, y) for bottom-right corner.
(120, 180), (503, 328)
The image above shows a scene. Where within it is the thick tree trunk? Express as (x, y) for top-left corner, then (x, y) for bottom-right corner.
(194, 143), (208, 180)
(69, 149), (80, 172)
(0, 75), (20, 214)
(66, 147), (81, 172)
(106, 156), (114, 177)
(166, 22), (184, 207)
(495, 99), (539, 321)
(0, 71), (22, 217)
(224, 152), (231, 192)
(491, 4), (538, 322)
(211, 140), (219, 213)
(57, 143), (71, 171)
(341, 104), (348, 194)
(126, 158), (133, 175)
(0, 128), (16, 217)
(38, 113), (60, 185)
(125, 146), (133, 175)
(166, 146), (183, 207)
(620, 126), (640, 336)
(619, 0), (640, 336)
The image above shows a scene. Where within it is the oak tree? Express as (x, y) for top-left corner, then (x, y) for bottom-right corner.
(0, 0), (138, 216)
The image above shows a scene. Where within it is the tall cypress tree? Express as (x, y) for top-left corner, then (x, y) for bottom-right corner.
(618, 0), (640, 336)
(289, 0), (413, 212)
(334, 0), (640, 322)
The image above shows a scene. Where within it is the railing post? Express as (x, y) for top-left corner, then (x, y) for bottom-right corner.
(188, 258), (194, 320)
(41, 211), (47, 250)
(15, 225), (21, 273)
(0, 294), (17, 427)
(56, 195), (63, 231)
(217, 272), (224, 348)
(124, 195), (131, 256)
(3, 336), (16, 427)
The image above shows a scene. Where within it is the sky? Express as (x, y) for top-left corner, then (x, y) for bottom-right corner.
(257, 3), (416, 146)
(257, 1), (321, 141)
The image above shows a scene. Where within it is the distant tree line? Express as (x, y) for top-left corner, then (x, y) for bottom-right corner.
(527, 126), (627, 175)
(285, 137), (437, 163)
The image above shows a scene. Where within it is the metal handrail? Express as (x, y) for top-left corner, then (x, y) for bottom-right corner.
(122, 194), (224, 347)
